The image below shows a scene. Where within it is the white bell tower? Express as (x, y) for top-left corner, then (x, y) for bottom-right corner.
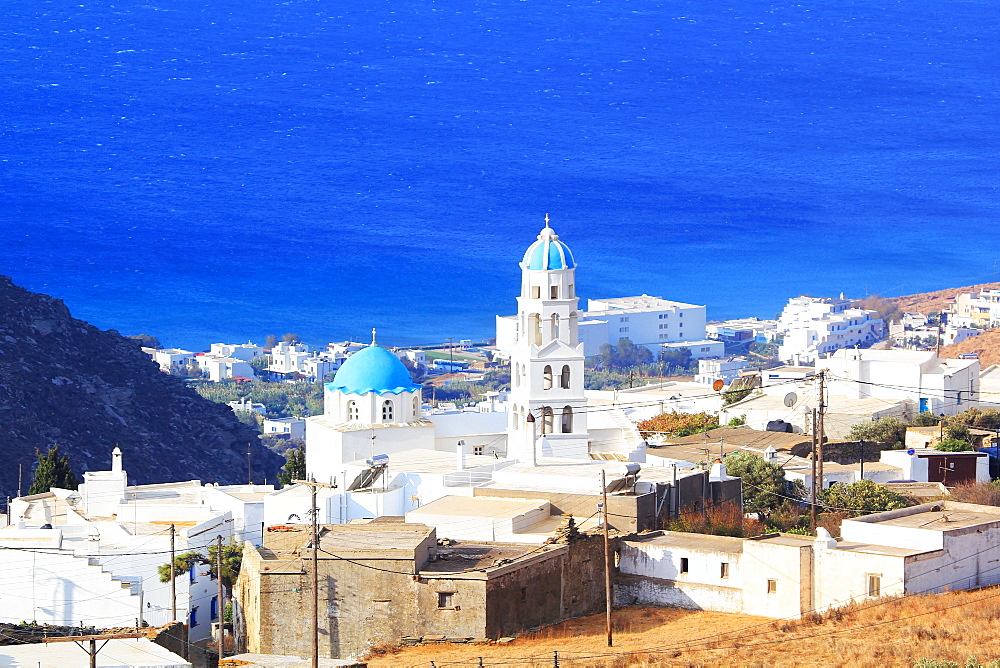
(508, 216), (589, 462)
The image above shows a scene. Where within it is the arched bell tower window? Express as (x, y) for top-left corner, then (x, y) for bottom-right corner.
(413, 396), (421, 417)
(382, 400), (394, 421)
(541, 406), (554, 435)
(543, 365), (553, 390)
(347, 400), (359, 422)
(560, 365), (571, 389)
(561, 406), (573, 433)
(550, 313), (560, 340)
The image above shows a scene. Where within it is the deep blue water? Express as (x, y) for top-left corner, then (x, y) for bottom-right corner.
(1, 0), (997, 349)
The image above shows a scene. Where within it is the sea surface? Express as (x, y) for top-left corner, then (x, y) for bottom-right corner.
(0, 0), (996, 349)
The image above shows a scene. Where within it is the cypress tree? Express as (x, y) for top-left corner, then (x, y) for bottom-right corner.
(28, 444), (80, 495)
(276, 446), (306, 487)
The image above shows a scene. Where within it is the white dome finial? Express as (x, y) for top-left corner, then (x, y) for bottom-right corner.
(538, 214), (558, 241)
(371, 328), (377, 346)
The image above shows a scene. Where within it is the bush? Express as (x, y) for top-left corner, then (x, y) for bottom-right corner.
(636, 412), (718, 439)
(936, 438), (972, 452)
(821, 479), (913, 515)
(849, 417), (907, 450)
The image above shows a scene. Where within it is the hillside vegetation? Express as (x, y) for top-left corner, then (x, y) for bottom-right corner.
(368, 588), (1000, 667)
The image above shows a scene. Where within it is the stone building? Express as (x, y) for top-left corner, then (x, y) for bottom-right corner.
(234, 519), (607, 660)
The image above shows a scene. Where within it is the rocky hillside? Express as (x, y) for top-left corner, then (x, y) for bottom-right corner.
(0, 276), (283, 497)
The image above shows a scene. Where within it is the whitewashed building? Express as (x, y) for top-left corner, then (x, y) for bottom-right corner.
(822, 348), (980, 416)
(618, 501), (1000, 618)
(776, 296), (885, 365)
(0, 449), (272, 639)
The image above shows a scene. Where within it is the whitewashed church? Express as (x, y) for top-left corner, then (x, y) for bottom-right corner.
(297, 220), (644, 521)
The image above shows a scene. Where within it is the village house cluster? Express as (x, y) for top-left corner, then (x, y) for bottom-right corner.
(4, 220), (1000, 666)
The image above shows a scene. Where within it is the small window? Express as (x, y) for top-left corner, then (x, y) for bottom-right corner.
(189, 564), (196, 583)
(437, 592), (455, 609)
(520, 587), (527, 602)
(473, 445), (484, 456)
(550, 285), (558, 299)
(680, 557), (689, 574)
(868, 574), (880, 597)
(720, 562), (729, 579)
(767, 579), (777, 594)
(189, 607), (198, 628)
(531, 286), (541, 299)
(211, 596), (219, 621)
(382, 399), (394, 421)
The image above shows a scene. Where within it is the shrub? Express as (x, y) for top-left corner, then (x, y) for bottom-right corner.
(936, 438), (972, 452)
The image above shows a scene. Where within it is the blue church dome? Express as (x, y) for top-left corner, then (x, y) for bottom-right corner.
(521, 221), (576, 271)
(325, 345), (420, 396)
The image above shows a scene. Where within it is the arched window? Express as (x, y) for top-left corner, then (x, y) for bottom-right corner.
(561, 406), (573, 433)
(515, 363), (521, 387)
(382, 400), (394, 421)
(560, 365), (571, 389)
(413, 395), (421, 417)
(550, 285), (559, 299)
(551, 313), (560, 340)
(543, 365), (553, 390)
(347, 400), (359, 422)
(529, 313), (542, 345)
(541, 406), (554, 435)
(512, 404), (519, 430)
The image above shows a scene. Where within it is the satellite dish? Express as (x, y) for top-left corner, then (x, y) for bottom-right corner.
(783, 392), (798, 407)
(712, 379), (725, 392)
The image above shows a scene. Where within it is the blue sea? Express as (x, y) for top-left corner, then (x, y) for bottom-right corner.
(1, 0), (996, 349)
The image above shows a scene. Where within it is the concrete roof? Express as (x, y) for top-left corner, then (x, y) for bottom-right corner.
(625, 531), (744, 555)
(408, 496), (548, 518)
(849, 501), (1000, 532)
(317, 521), (434, 555)
(729, 392), (907, 414)
(653, 426), (813, 455)
(420, 540), (560, 574)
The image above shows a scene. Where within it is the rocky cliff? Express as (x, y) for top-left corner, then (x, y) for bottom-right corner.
(0, 276), (283, 497)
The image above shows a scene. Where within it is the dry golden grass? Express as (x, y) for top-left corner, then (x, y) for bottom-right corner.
(367, 587), (1000, 667)
(940, 329), (1000, 368)
(889, 282), (1000, 315)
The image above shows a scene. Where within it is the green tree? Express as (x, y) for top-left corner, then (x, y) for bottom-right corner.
(276, 447), (306, 487)
(911, 412), (940, 427)
(945, 423), (972, 443)
(821, 479), (912, 514)
(158, 543), (243, 592)
(28, 445), (79, 494)
(723, 451), (798, 522)
(937, 438), (972, 452)
(848, 417), (907, 450)
(157, 551), (205, 583)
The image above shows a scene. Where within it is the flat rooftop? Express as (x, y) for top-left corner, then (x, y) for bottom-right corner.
(853, 502), (1000, 532)
(343, 448), (502, 474)
(420, 540), (560, 574)
(409, 496), (547, 519)
(626, 531), (744, 555)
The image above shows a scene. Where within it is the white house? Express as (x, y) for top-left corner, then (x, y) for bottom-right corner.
(822, 348), (980, 416)
(263, 416), (306, 440)
(148, 348), (197, 373)
(617, 501), (1000, 619)
(707, 318), (778, 343)
(197, 354), (256, 382)
(210, 342), (265, 362)
(0, 449), (274, 640)
(694, 358), (749, 385)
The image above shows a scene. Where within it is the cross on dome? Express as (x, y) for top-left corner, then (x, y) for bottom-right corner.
(371, 327), (377, 346)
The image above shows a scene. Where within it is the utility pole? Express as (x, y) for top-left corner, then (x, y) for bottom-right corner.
(43, 633), (143, 668)
(810, 408), (817, 533)
(600, 469), (613, 647)
(247, 442), (252, 485)
(859, 439), (865, 481)
(216, 534), (225, 657)
(817, 371), (826, 495)
(169, 524), (177, 623)
(293, 478), (337, 668)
